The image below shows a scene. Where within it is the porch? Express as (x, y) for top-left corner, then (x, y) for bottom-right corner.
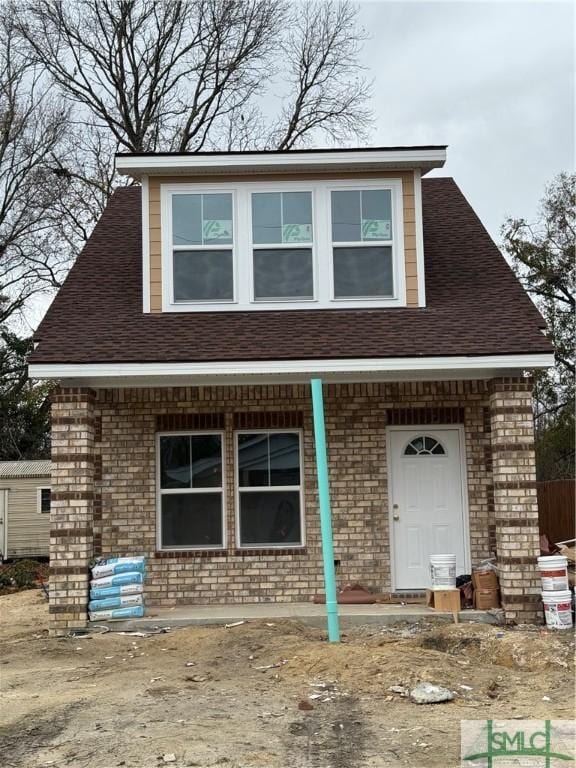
(95, 600), (503, 632)
(48, 376), (541, 634)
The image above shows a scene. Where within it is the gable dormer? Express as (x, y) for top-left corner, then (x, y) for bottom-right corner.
(115, 146), (446, 314)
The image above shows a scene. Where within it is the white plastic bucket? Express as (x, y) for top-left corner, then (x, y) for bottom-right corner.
(430, 554), (457, 590)
(541, 590), (573, 630)
(537, 555), (569, 591)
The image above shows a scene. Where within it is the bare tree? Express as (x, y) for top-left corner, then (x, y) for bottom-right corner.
(0, 18), (70, 325)
(2, 0), (371, 325)
(270, 2), (370, 149)
(13, 0), (371, 154)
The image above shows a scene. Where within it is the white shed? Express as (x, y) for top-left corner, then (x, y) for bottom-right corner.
(0, 461), (51, 560)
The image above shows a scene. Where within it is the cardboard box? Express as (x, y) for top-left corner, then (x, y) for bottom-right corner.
(473, 588), (500, 610)
(426, 588), (461, 613)
(472, 569), (498, 591)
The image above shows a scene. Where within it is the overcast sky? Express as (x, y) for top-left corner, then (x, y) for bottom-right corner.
(358, 0), (574, 240)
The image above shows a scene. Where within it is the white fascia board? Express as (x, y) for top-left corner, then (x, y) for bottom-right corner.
(413, 169), (426, 307)
(28, 353), (554, 383)
(115, 148), (447, 177)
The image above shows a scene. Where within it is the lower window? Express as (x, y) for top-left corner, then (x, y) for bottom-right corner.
(236, 431), (304, 547)
(158, 433), (224, 549)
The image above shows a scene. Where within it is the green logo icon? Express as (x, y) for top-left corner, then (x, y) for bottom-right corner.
(462, 720), (574, 767)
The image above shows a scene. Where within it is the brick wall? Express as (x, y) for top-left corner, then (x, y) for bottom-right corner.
(87, 381), (494, 608)
(489, 378), (541, 623)
(50, 388), (95, 634)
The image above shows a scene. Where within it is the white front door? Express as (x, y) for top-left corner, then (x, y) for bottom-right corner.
(388, 427), (468, 590)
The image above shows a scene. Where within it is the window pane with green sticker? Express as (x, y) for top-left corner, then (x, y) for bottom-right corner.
(202, 193), (233, 245)
(331, 189), (392, 243)
(252, 192), (312, 245)
(172, 193), (232, 246)
(282, 192), (312, 243)
(361, 189), (392, 241)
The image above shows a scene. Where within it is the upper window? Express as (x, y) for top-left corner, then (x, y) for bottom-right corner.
(236, 431), (303, 547)
(331, 189), (393, 299)
(38, 487), (51, 514)
(404, 436), (446, 456)
(158, 433), (225, 549)
(172, 193), (234, 302)
(162, 180), (405, 311)
(251, 191), (314, 301)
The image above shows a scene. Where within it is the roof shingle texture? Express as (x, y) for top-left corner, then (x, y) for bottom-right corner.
(30, 178), (550, 364)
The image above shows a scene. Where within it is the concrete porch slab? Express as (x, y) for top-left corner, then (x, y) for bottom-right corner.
(100, 602), (504, 632)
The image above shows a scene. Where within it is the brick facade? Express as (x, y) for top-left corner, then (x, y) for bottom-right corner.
(50, 388), (96, 634)
(49, 378), (538, 633)
(489, 378), (541, 623)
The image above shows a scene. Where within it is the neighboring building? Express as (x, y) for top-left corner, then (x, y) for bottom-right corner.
(28, 146), (554, 634)
(0, 461), (51, 560)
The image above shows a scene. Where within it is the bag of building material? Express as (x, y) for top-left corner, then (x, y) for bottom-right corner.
(89, 605), (145, 622)
(90, 571), (144, 589)
(91, 557), (146, 580)
(90, 583), (143, 600)
(89, 594), (144, 612)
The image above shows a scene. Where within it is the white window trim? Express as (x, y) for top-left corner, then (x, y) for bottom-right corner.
(156, 430), (227, 551)
(37, 486), (51, 514)
(160, 178), (406, 312)
(234, 429), (306, 550)
(142, 175), (150, 312)
(413, 169), (426, 307)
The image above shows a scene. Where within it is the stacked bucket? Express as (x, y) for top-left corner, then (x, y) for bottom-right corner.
(537, 555), (573, 630)
(88, 556), (146, 622)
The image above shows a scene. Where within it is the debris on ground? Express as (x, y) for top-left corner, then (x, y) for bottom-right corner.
(409, 682), (455, 704)
(298, 700), (314, 711)
(0, 590), (573, 768)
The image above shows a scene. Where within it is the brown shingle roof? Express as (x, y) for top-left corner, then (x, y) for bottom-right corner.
(30, 178), (550, 365)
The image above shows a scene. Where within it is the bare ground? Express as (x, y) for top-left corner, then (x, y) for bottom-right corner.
(0, 590), (574, 768)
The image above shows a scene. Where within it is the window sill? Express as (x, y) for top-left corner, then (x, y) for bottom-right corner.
(155, 548), (308, 558)
(234, 547), (307, 556)
(155, 549), (228, 558)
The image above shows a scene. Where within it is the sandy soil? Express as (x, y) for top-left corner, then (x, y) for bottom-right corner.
(0, 590), (574, 768)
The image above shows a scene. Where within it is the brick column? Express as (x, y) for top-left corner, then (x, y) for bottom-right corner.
(489, 378), (541, 623)
(49, 387), (96, 635)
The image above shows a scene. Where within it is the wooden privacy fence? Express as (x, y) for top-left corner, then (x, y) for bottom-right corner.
(537, 479), (575, 544)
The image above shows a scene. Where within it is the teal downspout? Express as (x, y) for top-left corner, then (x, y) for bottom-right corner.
(310, 378), (340, 643)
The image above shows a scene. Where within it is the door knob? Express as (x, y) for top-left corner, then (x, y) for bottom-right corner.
(393, 514), (400, 521)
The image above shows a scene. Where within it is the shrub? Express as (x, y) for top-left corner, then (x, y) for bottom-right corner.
(0, 559), (48, 590)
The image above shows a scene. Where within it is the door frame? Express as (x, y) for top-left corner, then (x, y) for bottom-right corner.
(386, 424), (471, 592)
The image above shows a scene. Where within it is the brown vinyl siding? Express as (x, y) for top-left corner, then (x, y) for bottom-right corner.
(148, 170), (419, 313)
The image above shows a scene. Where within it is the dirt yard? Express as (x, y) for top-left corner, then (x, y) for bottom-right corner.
(0, 590), (574, 768)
